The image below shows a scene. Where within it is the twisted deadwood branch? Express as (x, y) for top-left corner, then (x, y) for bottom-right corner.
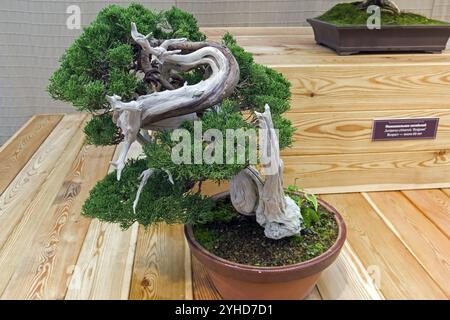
(107, 22), (239, 180)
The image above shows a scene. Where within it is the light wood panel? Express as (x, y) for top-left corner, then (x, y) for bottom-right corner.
(202, 26), (313, 37)
(0, 145), (115, 299)
(317, 242), (384, 300)
(402, 189), (450, 238)
(254, 51), (450, 70)
(282, 150), (450, 194)
(0, 114), (86, 254)
(366, 191), (450, 297)
(321, 193), (447, 299)
(276, 64), (450, 113)
(0, 114), (62, 194)
(283, 110), (450, 156)
(129, 224), (192, 300)
(0, 115), (87, 295)
(64, 142), (142, 300)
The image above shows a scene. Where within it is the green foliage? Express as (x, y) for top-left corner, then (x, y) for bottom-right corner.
(286, 184), (320, 228)
(318, 2), (447, 26)
(82, 159), (218, 228)
(144, 100), (253, 182)
(161, 7), (206, 41)
(301, 207), (320, 229)
(48, 4), (206, 115)
(84, 114), (122, 145)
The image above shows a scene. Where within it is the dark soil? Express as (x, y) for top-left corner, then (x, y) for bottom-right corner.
(193, 197), (339, 267)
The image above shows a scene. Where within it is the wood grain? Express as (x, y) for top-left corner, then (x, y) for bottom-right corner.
(192, 256), (222, 300)
(284, 110), (450, 156)
(0, 145), (115, 299)
(317, 242), (384, 300)
(282, 150), (450, 193)
(0, 114), (86, 256)
(0, 114), (62, 194)
(276, 64), (450, 113)
(202, 27), (313, 37)
(129, 224), (191, 300)
(366, 191), (450, 297)
(402, 189), (450, 238)
(65, 142), (142, 300)
(321, 193), (447, 299)
(0, 114), (88, 296)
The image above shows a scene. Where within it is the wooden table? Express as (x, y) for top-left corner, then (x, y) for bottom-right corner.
(0, 113), (449, 299)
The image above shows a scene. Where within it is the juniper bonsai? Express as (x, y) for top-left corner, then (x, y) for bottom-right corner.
(48, 4), (301, 239)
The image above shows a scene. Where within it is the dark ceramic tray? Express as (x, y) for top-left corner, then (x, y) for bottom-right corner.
(307, 18), (450, 55)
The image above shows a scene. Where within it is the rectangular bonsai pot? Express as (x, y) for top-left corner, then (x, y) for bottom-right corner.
(307, 18), (450, 55)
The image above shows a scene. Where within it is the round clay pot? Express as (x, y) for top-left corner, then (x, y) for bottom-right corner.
(185, 193), (346, 300)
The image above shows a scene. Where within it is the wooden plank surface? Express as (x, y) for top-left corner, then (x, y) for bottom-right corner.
(402, 189), (450, 238)
(0, 145), (115, 299)
(202, 27), (313, 37)
(65, 142), (141, 300)
(317, 242), (384, 300)
(0, 114), (86, 262)
(283, 150), (450, 194)
(0, 114), (88, 295)
(321, 193), (447, 299)
(129, 224), (192, 300)
(366, 191), (450, 297)
(0, 114), (62, 194)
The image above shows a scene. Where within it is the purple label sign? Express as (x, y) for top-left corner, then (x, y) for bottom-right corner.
(372, 118), (439, 141)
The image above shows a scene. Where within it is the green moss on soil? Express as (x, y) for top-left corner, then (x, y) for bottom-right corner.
(317, 2), (447, 26)
(193, 196), (338, 267)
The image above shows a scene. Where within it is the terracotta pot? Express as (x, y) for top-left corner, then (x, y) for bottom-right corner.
(307, 18), (450, 55)
(185, 193), (347, 300)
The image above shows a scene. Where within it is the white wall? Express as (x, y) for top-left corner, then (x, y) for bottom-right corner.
(1, 0), (449, 145)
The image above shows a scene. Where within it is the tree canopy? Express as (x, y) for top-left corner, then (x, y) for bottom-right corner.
(48, 4), (295, 228)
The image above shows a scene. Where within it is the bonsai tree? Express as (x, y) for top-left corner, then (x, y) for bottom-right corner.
(48, 4), (303, 240)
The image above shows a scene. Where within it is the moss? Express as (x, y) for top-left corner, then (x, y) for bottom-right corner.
(193, 199), (338, 267)
(317, 2), (447, 26)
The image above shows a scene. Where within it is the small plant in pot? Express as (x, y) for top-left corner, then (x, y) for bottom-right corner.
(48, 4), (346, 300)
(308, 1), (450, 55)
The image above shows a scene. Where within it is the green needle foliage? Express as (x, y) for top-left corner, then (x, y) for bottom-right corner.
(49, 4), (296, 228)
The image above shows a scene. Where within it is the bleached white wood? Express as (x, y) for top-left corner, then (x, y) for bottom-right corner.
(230, 105), (302, 239)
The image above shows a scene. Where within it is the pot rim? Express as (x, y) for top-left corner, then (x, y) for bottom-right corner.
(185, 192), (347, 274)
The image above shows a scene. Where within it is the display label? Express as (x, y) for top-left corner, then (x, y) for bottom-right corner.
(372, 118), (439, 141)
